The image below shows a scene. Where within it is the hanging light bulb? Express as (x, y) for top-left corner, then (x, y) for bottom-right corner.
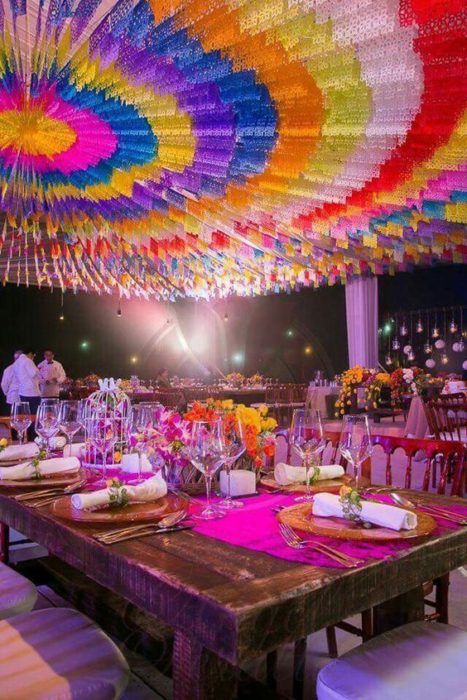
(117, 304), (122, 317)
(407, 350), (415, 362)
(400, 321), (408, 336)
(449, 318), (457, 334)
(392, 338), (400, 350)
(385, 354), (392, 366)
(441, 353), (449, 365)
(432, 325), (440, 339)
(423, 342), (432, 354)
(416, 317), (423, 333)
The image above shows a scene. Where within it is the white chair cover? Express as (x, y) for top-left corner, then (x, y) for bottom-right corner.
(0, 561), (37, 620)
(0, 608), (130, 699)
(317, 621), (467, 700)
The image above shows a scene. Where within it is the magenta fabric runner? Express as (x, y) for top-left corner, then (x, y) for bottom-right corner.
(193, 492), (467, 569)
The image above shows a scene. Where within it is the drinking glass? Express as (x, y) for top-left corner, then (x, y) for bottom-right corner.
(86, 412), (118, 482)
(58, 400), (80, 451)
(338, 415), (372, 490)
(290, 409), (326, 502)
(218, 417), (246, 509)
(36, 401), (60, 456)
(185, 419), (227, 520)
(129, 405), (154, 483)
(11, 401), (31, 444)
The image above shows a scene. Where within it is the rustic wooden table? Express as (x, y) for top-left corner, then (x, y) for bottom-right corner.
(0, 489), (466, 700)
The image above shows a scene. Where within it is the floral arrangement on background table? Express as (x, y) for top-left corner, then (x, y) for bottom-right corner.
(225, 372), (245, 388)
(184, 399), (277, 470)
(247, 373), (264, 386)
(364, 372), (392, 410)
(334, 366), (374, 416)
(83, 373), (100, 388)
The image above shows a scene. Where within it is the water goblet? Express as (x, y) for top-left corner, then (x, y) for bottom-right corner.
(185, 419), (227, 520)
(218, 417), (246, 509)
(129, 405), (154, 484)
(86, 412), (118, 483)
(36, 401), (59, 457)
(338, 414), (372, 491)
(10, 401), (31, 444)
(58, 400), (81, 451)
(290, 409), (326, 502)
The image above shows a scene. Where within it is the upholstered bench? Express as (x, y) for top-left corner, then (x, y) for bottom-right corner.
(0, 561), (37, 619)
(0, 607), (130, 699)
(317, 621), (467, 700)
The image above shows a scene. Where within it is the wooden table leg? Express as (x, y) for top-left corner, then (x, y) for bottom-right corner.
(0, 523), (9, 564)
(372, 585), (425, 635)
(292, 637), (307, 700)
(173, 631), (238, 700)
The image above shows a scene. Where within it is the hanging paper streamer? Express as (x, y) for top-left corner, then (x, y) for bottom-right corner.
(0, 0), (465, 299)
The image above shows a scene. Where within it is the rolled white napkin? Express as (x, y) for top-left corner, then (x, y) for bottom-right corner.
(71, 475), (167, 511)
(35, 436), (66, 451)
(0, 443), (40, 462)
(0, 456), (80, 481)
(312, 493), (417, 531)
(274, 463), (344, 486)
(63, 442), (85, 458)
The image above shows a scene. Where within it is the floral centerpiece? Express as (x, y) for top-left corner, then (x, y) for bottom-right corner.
(247, 372), (264, 386)
(364, 372), (392, 410)
(334, 366), (375, 416)
(141, 407), (192, 486)
(225, 372), (245, 388)
(184, 399), (277, 471)
(84, 373), (100, 388)
(389, 367), (425, 406)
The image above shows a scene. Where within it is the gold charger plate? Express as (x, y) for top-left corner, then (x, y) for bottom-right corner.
(277, 502), (436, 541)
(260, 473), (367, 494)
(50, 493), (186, 524)
(0, 468), (84, 489)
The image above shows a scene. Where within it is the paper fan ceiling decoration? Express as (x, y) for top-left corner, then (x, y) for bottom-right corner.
(0, 0), (465, 300)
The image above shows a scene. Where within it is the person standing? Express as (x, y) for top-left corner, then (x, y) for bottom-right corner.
(1, 350), (23, 408)
(38, 350), (66, 399)
(14, 350), (42, 440)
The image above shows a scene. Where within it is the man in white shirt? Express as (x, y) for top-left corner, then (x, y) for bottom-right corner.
(38, 350), (66, 398)
(14, 350), (42, 439)
(1, 350), (23, 407)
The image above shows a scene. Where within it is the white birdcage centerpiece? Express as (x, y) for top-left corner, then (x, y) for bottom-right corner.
(83, 378), (131, 471)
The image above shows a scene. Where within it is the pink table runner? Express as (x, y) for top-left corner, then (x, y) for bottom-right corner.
(193, 492), (467, 569)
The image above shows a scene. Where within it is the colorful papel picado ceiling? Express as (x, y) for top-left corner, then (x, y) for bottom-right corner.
(0, 0), (465, 300)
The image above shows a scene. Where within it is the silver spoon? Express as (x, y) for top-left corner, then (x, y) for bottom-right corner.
(390, 492), (415, 508)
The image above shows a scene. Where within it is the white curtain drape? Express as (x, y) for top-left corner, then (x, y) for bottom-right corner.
(345, 276), (378, 368)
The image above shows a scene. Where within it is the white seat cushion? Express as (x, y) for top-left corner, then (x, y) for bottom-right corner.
(0, 608), (129, 699)
(0, 561), (37, 619)
(317, 621), (467, 700)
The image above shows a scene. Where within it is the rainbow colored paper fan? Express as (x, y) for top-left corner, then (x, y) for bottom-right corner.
(0, 0), (465, 299)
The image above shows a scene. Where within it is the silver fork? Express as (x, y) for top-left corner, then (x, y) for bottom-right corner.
(95, 511), (188, 543)
(278, 522), (362, 568)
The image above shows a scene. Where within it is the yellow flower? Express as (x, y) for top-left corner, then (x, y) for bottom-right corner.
(0, 438), (8, 448)
(221, 399), (234, 410)
(258, 403), (268, 416)
(113, 451), (122, 463)
(339, 485), (352, 498)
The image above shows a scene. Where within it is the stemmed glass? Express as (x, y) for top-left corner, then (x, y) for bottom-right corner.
(11, 402), (32, 444)
(185, 419), (227, 520)
(36, 401), (60, 457)
(218, 417), (246, 510)
(129, 405), (154, 484)
(86, 410), (119, 483)
(290, 409), (326, 502)
(338, 415), (372, 490)
(58, 401), (81, 451)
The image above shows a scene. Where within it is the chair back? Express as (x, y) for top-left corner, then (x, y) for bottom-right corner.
(425, 396), (467, 442)
(371, 434), (465, 497)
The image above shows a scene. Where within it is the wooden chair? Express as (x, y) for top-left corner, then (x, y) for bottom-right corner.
(324, 434), (466, 671)
(425, 395), (467, 442)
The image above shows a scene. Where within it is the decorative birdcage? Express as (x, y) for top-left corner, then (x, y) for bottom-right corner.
(83, 378), (132, 470)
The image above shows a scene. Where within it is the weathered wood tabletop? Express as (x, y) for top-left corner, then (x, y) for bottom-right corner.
(0, 489), (466, 700)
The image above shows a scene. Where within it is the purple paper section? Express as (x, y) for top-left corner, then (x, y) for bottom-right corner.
(194, 492), (467, 570)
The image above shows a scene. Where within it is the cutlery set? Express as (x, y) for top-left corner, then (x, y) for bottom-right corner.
(278, 522), (362, 567)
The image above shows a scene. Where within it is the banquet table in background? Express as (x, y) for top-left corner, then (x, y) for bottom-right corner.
(306, 385), (339, 418)
(221, 388), (267, 406)
(0, 489), (465, 700)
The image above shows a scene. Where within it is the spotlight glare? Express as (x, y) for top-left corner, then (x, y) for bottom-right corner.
(59, 314), (65, 321)
(232, 352), (243, 364)
(130, 355), (138, 364)
(80, 340), (89, 350)
(286, 328), (294, 337)
(304, 345), (312, 355)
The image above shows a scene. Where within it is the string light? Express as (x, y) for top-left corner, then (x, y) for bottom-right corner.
(400, 321), (408, 336)
(416, 317), (423, 333)
(304, 345), (312, 355)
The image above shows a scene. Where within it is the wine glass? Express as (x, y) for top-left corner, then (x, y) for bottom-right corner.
(290, 409), (325, 502)
(86, 411), (118, 483)
(185, 419), (227, 520)
(338, 415), (372, 490)
(58, 401), (80, 451)
(36, 401), (60, 457)
(11, 401), (31, 444)
(129, 405), (154, 484)
(218, 417), (246, 510)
